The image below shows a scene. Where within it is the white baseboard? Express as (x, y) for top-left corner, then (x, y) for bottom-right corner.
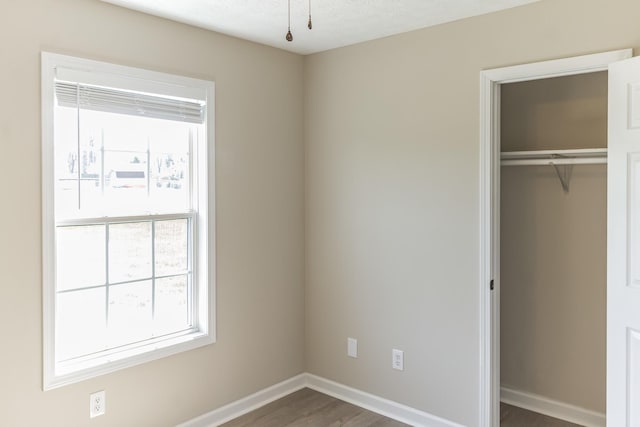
(501, 386), (605, 427)
(176, 374), (307, 427)
(177, 373), (463, 427)
(305, 374), (464, 427)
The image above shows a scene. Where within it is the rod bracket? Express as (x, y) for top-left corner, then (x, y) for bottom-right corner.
(550, 155), (573, 193)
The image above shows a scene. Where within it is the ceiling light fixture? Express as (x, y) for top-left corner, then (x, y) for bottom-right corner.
(285, 0), (312, 42)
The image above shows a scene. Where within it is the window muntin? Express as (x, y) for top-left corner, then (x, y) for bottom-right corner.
(42, 53), (214, 389)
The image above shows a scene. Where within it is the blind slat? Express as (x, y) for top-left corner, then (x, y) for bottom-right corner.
(55, 81), (205, 124)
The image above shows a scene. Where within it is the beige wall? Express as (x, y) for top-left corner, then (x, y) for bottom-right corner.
(0, 0), (305, 426)
(4, 0), (640, 425)
(500, 73), (607, 412)
(304, 1), (640, 425)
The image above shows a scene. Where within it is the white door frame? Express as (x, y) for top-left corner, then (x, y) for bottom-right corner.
(478, 48), (632, 427)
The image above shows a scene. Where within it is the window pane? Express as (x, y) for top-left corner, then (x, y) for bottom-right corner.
(108, 281), (152, 347)
(54, 106), (79, 218)
(56, 288), (106, 361)
(109, 222), (152, 283)
(155, 275), (190, 334)
(78, 110), (104, 212)
(54, 106), (194, 217)
(150, 151), (189, 211)
(56, 225), (105, 291)
(155, 219), (188, 276)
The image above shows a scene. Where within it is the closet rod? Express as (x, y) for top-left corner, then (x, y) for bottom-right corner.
(502, 157), (607, 166)
(501, 148), (607, 166)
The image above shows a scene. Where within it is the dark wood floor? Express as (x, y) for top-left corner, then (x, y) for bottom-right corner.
(500, 403), (584, 427)
(220, 388), (586, 427)
(220, 388), (409, 427)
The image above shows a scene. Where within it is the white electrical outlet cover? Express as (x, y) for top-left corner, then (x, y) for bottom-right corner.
(392, 349), (404, 371)
(90, 390), (106, 418)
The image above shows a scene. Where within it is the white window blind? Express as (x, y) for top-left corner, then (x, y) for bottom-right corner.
(55, 81), (205, 124)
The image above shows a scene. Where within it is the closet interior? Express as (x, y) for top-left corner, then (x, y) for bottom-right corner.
(499, 71), (608, 425)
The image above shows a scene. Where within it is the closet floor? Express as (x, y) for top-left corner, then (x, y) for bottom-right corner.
(500, 403), (584, 426)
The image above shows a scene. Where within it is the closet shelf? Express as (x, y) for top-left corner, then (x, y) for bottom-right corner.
(501, 148), (607, 193)
(501, 148), (607, 166)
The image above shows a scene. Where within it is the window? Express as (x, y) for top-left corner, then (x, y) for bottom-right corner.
(41, 53), (215, 390)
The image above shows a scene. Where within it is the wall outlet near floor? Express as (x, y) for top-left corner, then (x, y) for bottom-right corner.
(347, 337), (358, 358)
(392, 349), (404, 371)
(89, 390), (106, 418)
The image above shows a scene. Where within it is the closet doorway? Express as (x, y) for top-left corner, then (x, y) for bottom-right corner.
(478, 48), (640, 427)
(500, 70), (607, 426)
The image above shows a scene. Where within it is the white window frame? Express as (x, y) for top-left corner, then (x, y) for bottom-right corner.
(41, 52), (215, 390)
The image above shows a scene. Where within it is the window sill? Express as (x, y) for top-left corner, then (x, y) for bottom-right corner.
(44, 330), (213, 390)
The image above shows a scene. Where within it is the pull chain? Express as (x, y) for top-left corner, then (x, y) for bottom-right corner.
(286, 0), (313, 42)
(286, 0), (293, 41)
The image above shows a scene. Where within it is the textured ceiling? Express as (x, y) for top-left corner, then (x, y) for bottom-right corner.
(100, 0), (539, 55)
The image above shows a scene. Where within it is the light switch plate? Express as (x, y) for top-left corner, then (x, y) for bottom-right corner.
(347, 337), (357, 358)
